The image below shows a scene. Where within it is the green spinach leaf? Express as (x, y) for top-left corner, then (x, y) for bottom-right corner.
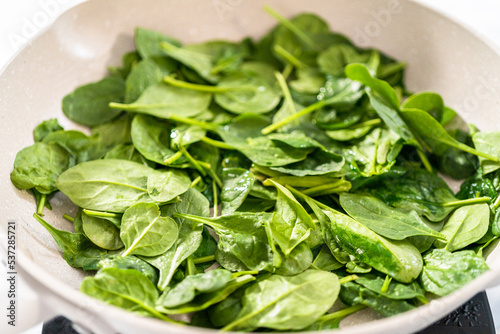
(434, 204), (490, 252)
(120, 202), (179, 257)
(220, 168), (255, 215)
(222, 270), (340, 331)
(62, 76), (125, 127)
(82, 211), (123, 250)
(11, 142), (72, 194)
(420, 249), (489, 296)
(324, 210), (423, 283)
(340, 193), (446, 240)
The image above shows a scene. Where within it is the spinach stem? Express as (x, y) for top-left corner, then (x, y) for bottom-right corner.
(477, 236), (499, 257)
(416, 295), (429, 305)
(317, 304), (367, 322)
(286, 185), (335, 211)
(441, 197), (491, 207)
(83, 209), (120, 218)
(147, 305), (184, 324)
(381, 275), (392, 293)
(62, 214), (74, 223)
(164, 151), (183, 165)
(301, 182), (345, 197)
(275, 71), (296, 115)
(232, 270), (260, 278)
(198, 161), (223, 188)
(416, 149), (433, 173)
(179, 146), (206, 176)
(213, 179), (219, 218)
(493, 195), (500, 209)
(309, 263), (321, 270)
(339, 275), (358, 284)
(186, 256), (197, 276)
(349, 118), (382, 129)
(165, 114), (218, 131)
(274, 45), (307, 69)
(262, 100), (326, 134)
(201, 136), (236, 150)
(282, 63), (294, 81)
(164, 75), (256, 93)
(454, 143), (499, 162)
(190, 175), (202, 188)
(37, 194), (46, 216)
(263, 6), (316, 49)
(193, 255), (215, 264)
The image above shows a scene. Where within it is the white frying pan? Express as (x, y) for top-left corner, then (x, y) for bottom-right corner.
(1, 0), (500, 333)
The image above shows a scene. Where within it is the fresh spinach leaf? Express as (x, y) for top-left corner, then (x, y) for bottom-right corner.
(11, 142), (72, 194)
(109, 84), (211, 119)
(62, 76), (125, 127)
(177, 212), (276, 272)
(34, 214), (107, 270)
(42, 130), (94, 164)
(368, 168), (483, 222)
(401, 92), (444, 122)
(159, 269), (232, 308)
(120, 202), (179, 257)
(339, 281), (415, 317)
(401, 109), (498, 160)
(273, 242), (313, 276)
(130, 114), (175, 165)
(98, 255), (159, 285)
(162, 41), (219, 83)
(125, 57), (177, 103)
(420, 249), (489, 296)
(146, 188), (209, 290)
(267, 180), (314, 256)
(437, 129), (478, 180)
(473, 131), (500, 175)
(159, 274), (256, 315)
(56, 159), (155, 213)
(134, 27), (181, 59)
(82, 211), (123, 250)
(324, 210), (423, 283)
(81, 268), (177, 322)
(220, 168), (255, 215)
(222, 270), (340, 331)
(340, 193), (446, 240)
(434, 204), (490, 252)
(103, 143), (154, 167)
(147, 168), (191, 203)
(355, 273), (425, 300)
(33, 118), (63, 142)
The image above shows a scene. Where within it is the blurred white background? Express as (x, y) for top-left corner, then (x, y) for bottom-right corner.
(0, 0), (499, 333)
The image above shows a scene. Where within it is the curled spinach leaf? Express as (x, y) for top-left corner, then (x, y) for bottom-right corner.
(82, 211), (123, 250)
(324, 210), (423, 283)
(177, 212), (276, 272)
(11, 142), (72, 194)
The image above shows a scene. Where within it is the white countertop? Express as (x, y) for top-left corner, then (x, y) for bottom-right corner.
(1, 0), (499, 333)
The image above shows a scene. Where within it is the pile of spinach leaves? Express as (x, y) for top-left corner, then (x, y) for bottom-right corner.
(11, 7), (500, 332)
